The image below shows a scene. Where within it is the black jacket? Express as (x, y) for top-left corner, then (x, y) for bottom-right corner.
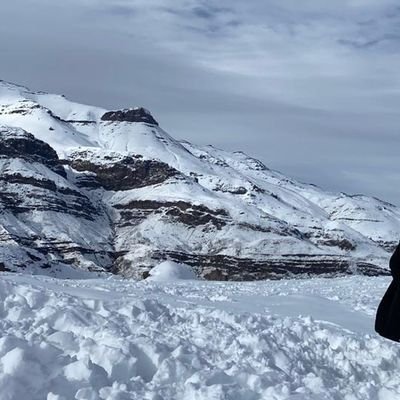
(375, 242), (400, 341)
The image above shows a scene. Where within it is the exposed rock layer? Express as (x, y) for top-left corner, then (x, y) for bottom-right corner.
(101, 108), (158, 125)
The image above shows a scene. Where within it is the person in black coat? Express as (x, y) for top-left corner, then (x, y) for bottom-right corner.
(375, 242), (400, 341)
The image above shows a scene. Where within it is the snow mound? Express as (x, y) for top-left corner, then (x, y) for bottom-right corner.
(147, 261), (198, 281)
(0, 273), (399, 399)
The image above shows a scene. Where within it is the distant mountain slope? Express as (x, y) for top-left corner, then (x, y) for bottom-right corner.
(0, 80), (396, 279)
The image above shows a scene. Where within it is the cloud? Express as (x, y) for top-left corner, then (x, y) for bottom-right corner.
(0, 0), (400, 204)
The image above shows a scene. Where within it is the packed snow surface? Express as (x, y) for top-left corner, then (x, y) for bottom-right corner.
(0, 273), (398, 400)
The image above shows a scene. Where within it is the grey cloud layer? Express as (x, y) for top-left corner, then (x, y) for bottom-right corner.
(1, 0), (399, 203)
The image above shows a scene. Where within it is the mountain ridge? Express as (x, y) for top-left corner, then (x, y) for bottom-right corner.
(0, 80), (396, 279)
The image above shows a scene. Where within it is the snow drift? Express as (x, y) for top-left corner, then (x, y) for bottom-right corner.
(147, 261), (198, 281)
(0, 273), (398, 399)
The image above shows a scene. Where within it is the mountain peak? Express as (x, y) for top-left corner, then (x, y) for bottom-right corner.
(101, 107), (158, 126)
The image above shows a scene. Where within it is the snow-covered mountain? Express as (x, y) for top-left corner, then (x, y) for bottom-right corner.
(0, 80), (398, 279)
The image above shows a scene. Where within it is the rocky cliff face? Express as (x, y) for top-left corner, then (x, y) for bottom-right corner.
(0, 127), (113, 276)
(101, 108), (159, 126)
(0, 80), (397, 279)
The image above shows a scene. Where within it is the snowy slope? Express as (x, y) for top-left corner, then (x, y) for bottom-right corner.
(0, 272), (397, 399)
(0, 79), (399, 279)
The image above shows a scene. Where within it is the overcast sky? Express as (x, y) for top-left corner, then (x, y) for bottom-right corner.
(1, 0), (400, 203)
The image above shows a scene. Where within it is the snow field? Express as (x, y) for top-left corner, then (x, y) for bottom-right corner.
(0, 273), (399, 400)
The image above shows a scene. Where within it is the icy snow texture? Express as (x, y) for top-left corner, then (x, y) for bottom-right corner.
(0, 273), (397, 400)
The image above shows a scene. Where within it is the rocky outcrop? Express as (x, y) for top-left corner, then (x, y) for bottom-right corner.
(113, 250), (388, 280)
(0, 178), (99, 218)
(101, 108), (158, 125)
(114, 200), (229, 229)
(69, 151), (179, 191)
(0, 126), (66, 177)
